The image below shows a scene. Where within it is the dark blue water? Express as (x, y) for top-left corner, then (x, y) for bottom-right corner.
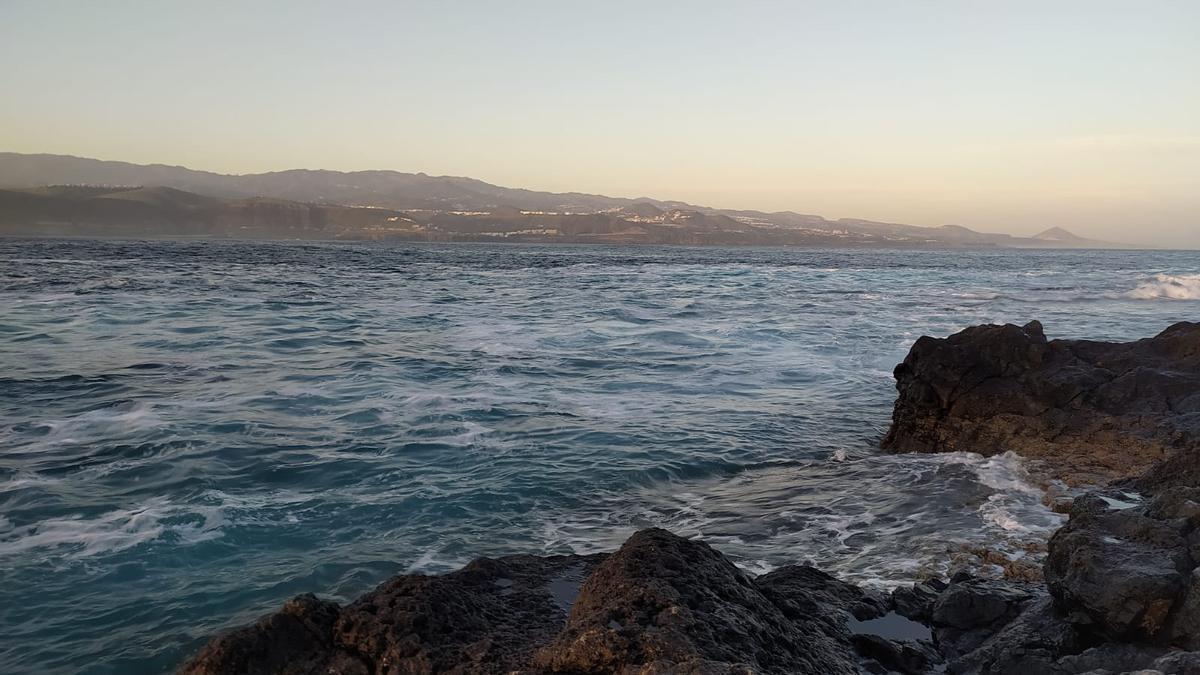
(1, 240), (1197, 673)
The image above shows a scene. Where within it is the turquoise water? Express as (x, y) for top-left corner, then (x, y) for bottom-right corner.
(1, 240), (1197, 673)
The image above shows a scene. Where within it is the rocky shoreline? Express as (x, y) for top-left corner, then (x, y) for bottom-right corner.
(882, 320), (1200, 488)
(181, 322), (1200, 674)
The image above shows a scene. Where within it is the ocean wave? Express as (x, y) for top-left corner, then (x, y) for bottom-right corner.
(520, 450), (1066, 589)
(939, 451), (1064, 536)
(10, 401), (162, 446)
(0, 488), (329, 560)
(0, 498), (225, 558)
(74, 277), (130, 294)
(939, 451), (1041, 496)
(1125, 273), (1200, 300)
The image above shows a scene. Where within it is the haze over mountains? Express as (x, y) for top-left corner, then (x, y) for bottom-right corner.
(0, 153), (1135, 248)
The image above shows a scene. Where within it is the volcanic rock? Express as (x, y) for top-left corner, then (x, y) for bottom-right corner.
(179, 593), (365, 675)
(930, 577), (1037, 659)
(882, 321), (1200, 486)
(181, 552), (605, 675)
(1045, 489), (1200, 646)
(945, 596), (1084, 674)
(532, 529), (862, 674)
(182, 529), (917, 675)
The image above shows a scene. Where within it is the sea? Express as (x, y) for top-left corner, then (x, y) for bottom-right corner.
(1, 239), (1197, 673)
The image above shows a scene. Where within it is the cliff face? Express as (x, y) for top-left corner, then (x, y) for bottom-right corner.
(882, 320), (1200, 486)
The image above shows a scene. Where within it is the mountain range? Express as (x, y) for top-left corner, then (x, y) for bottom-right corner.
(0, 153), (1135, 248)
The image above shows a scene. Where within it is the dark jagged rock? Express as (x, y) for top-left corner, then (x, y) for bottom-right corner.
(930, 577), (1037, 659)
(1041, 487), (1200, 664)
(757, 567), (938, 673)
(932, 578), (1033, 630)
(1054, 643), (1170, 674)
(755, 564), (891, 621)
(877, 321), (1200, 671)
(333, 553), (606, 674)
(882, 320), (1200, 486)
(1148, 650), (1200, 674)
(180, 552), (605, 675)
(945, 597), (1084, 674)
(179, 503), (1189, 675)
(533, 529), (861, 674)
(183, 530), (926, 675)
(851, 633), (939, 675)
(179, 594), (364, 675)
(1173, 570), (1200, 650)
(1045, 492), (1194, 642)
(892, 578), (948, 622)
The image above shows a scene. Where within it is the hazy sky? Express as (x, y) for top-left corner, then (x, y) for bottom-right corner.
(2, 1), (1198, 246)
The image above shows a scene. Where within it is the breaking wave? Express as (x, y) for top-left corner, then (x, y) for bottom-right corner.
(1126, 273), (1200, 300)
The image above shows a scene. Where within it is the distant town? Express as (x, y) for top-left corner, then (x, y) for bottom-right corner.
(0, 153), (1131, 248)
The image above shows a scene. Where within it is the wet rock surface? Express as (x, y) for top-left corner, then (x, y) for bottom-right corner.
(179, 593), (363, 675)
(931, 576), (1037, 659)
(1045, 491), (1195, 642)
(533, 529), (863, 674)
(882, 320), (1200, 486)
(182, 552), (606, 675)
(182, 530), (928, 675)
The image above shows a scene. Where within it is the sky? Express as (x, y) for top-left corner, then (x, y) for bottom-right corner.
(2, 1), (1198, 247)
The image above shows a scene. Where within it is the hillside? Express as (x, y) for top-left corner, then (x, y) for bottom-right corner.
(0, 153), (1138, 248)
(0, 153), (676, 212)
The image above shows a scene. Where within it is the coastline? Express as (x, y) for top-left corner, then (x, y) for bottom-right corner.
(0, 232), (1178, 251)
(179, 321), (1200, 674)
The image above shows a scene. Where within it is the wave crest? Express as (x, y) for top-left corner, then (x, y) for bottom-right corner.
(1127, 274), (1200, 300)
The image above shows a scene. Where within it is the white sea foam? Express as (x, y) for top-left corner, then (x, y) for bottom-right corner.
(1, 470), (60, 490)
(453, 322), (537, 356)
(0, 497), (226, 559)
(979, 496), (1030, 532)
(937, 451), (1064, 535)
(406, 546), (468, 574)
(734, 559), (778, 576)
(74, 277), (129, 293)
(1099, 493), (1142, 510)
(1125, 273), (1200, 300)
(34, 402), (161, 444)
(13, 291), (79, 306)
(440, 421), (492, 445)
(939, 451), (1042, 495)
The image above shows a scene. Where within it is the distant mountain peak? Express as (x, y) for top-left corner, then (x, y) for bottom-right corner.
(622, 202), (664, 218)
(1033, 226), (1086, 242)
